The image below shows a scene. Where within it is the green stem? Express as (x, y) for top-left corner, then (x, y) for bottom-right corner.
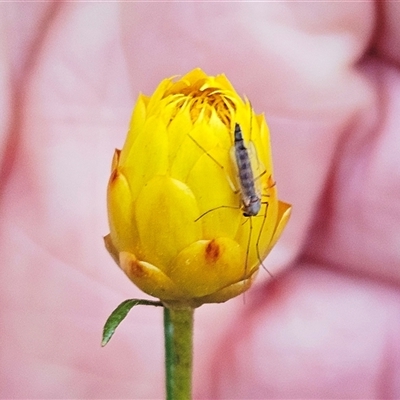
(164, 306), (194, 400)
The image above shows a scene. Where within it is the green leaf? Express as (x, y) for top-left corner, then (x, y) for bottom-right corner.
(101, 298), (163, 346)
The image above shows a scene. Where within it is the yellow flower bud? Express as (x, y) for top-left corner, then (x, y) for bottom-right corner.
(105, 68), (291, 307)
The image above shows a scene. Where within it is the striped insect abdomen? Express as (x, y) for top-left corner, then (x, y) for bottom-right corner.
(234, 123), (261, 217)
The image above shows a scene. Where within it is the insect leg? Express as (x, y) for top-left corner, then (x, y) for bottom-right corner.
(244, 216), (253, 278)
(187, 134), (224, 169)
(194, 204), (239, 222)
(255, 201), (274, 278)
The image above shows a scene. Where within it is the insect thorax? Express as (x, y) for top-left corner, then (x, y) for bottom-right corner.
(242, 195), (261, 217)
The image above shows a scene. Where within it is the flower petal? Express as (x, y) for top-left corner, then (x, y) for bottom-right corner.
(119, 252), (186, 300)
(107, 165), (139, 255)
(146, 77), (174, 116)
(122, 115), (169, 202)
(256, 116), (274, 176)
(103, 234), (119, 266)
(135, 175), (202, 270)
(170, 238), (246, 298)
(195, 270), (258, 305)
(268, 201), (292, 250)
(167, 105), (193, 166)
(120, 94), (147, 165)
(214, 73), (237, 93)
(187, 148), (241, 240)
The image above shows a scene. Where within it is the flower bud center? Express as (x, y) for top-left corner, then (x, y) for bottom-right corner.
(165, 85), (236, 128)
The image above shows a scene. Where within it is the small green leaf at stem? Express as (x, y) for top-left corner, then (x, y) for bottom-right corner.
(101, 298), (163, 346)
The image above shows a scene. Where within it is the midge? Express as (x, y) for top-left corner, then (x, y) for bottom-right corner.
(231, 122), (273, 278)
(232, 122), (261, 217)
(193, 121), (273, 278)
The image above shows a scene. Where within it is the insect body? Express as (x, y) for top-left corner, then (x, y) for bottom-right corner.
(233, 123), (261, 217)
(232, 123), (272, 278)
(191, 120), (273, 278)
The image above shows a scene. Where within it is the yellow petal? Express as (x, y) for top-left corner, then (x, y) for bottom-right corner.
(187, 148), (241, 240)
(170, 238), (246, 298)
(119, 94), (147, 165)
(256, 116), (274, 176)
(103, 234), (119, 266)
(181, 68), (208, 83)
(110, 148), (120, 173)
(146, 77), (174, 116)
(195, 269), (258, 305)
(122, 115), (169, 202)
(206, 108), (233, 152)
(169, 115), (225, 182)
(167, 104), (193, 166)
(268, 201), (292, 250)
(213, 73), (237, 93)
(135, 175), (202, 270)
(107, 166), (139, 255)
(119, 252), (186, 300)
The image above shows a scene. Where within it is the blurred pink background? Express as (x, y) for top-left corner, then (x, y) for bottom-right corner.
(1, 2), (400, 398)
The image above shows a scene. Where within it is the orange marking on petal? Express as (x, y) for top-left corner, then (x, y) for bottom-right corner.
(205, 240), (220, 263)
(127, 258), (147, 278)
(109, 169), (119, 185)
(111, 148), (121, 172)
